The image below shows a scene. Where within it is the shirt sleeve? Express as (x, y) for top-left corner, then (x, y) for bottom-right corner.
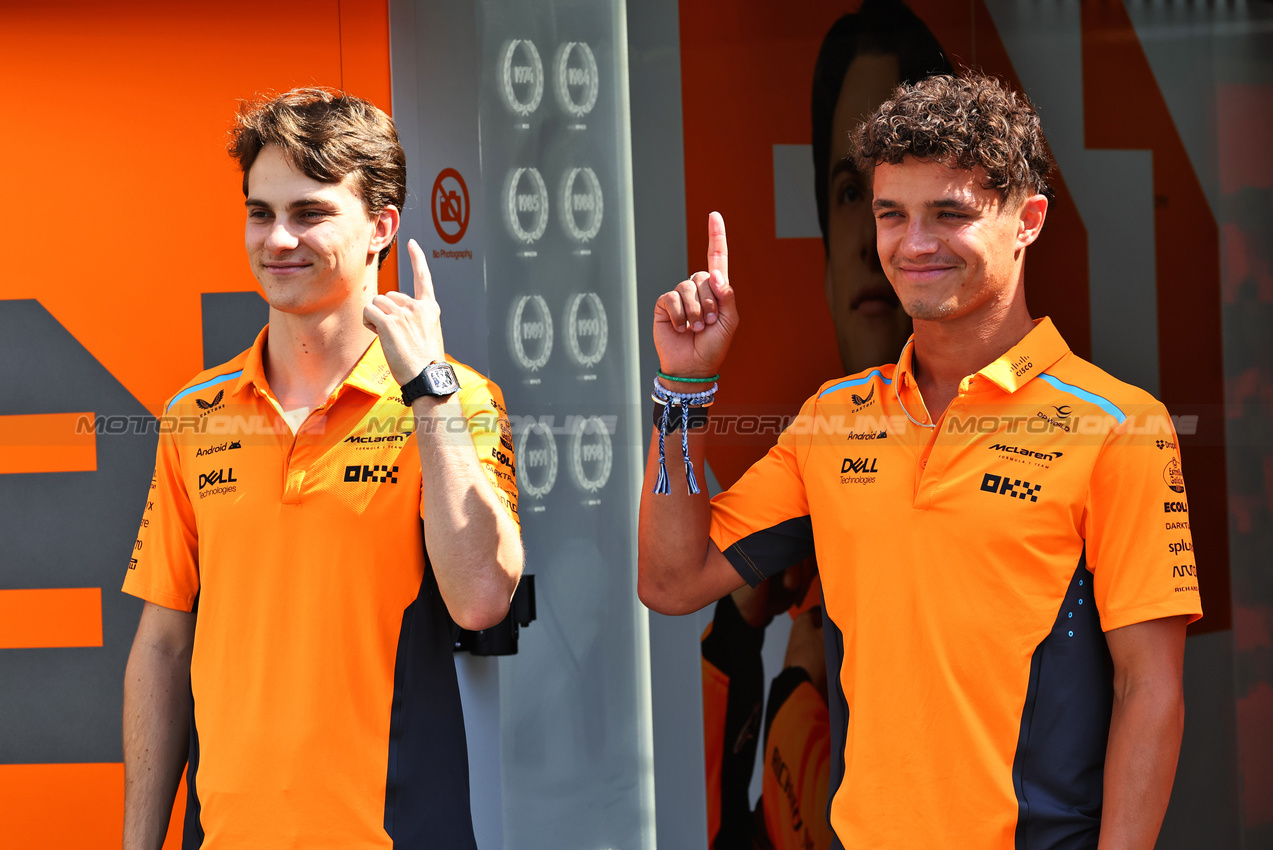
(1083, 404), (1203, 631)
(457, 375), (520, 527)
(121, 428), (200, 611)
(709, 395), (815, 587)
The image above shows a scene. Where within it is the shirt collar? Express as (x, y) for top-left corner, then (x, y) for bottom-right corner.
(232, 326), (398, 401)
(977, 317), (1070, 393)
(891, 316), (1070, 405)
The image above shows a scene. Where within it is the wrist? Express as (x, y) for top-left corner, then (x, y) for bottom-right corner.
(657, 367), (719, 395)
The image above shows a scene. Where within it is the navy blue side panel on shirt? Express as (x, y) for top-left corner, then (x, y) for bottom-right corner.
(383, 556), (477, 850)
(822, 605), (847, 850)
(722, 516), (815, 587)
(1012, 554), (1112, 849)
(182, 686), (204, 849)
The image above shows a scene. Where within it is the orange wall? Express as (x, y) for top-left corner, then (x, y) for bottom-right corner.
(0, 2), (391, 845)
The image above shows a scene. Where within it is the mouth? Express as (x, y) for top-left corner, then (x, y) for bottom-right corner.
(897, 264), (957, 283)
(261, 262), (312, 275)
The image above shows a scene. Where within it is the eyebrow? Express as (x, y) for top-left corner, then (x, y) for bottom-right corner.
(871, 197), (980, 213)
(244, 197), (335, 210)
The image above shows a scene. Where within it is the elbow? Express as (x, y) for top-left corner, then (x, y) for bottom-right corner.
(637, 571), (699, 617)
(452, 598), (511, 632)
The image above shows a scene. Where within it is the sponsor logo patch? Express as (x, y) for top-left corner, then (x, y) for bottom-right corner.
(980, 472), (1041, 503)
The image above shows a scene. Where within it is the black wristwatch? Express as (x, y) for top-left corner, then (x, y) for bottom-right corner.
(401, 362), (461, 405)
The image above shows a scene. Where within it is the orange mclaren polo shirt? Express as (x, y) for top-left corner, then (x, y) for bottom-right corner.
(123, 327), (518, 849)
(709, 318), (1202, 849)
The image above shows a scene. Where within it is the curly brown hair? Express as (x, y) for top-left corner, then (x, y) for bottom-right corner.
(229, 87), (407, 267)
(851, 73), (1054, 204)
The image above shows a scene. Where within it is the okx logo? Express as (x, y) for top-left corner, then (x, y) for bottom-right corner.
(344, 464), (399, 484)
(980, 472), (1041, 503)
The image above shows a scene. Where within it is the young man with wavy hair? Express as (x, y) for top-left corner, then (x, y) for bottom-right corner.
(639, 73), (1200, 848)
(121, 88), (522, 849)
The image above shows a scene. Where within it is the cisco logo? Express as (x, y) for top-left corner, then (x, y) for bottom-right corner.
(505, 167), (549, 244)
(560, 166), (603, 243)
(499, 39), (544, 117)
(563, 293), (608, 369)
(554, 41), (599, 118)
(508, 295), (554, 372)
(517, 420), (559, 499)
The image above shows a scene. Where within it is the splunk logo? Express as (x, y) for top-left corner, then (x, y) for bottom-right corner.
(980, 472), (1041, 503)
(1168, 538), (1193, 556)
(508, 294), (554, 372)
(343, 464), (399, 484)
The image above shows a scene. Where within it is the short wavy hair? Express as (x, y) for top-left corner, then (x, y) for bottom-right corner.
(851, 73), (1054, 204)
(229, 87), (406, 267)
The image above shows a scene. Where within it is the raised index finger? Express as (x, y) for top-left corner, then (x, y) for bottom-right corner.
(407, 238), (435, 301)
(707, 211), (728, 281)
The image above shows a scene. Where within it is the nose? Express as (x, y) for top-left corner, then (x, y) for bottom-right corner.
(898, 216), (938, 259)
(263, 219), (299, 254)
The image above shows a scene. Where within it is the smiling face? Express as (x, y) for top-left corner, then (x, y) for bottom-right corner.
(871, 157), (1045, 329)
(244, 145), (395, 317)
(825, 52), (912, 374)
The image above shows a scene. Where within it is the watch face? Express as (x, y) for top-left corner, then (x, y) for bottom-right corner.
(426, 364), (460, 395)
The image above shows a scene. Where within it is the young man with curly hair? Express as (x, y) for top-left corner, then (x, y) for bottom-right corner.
(120, 88), (522, 849)
(639, 73), (1201, 849)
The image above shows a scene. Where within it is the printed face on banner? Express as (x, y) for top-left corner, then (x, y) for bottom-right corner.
(825, 52), (912, 374)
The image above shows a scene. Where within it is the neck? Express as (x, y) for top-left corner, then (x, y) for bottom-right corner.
(910, 288), (1034, 417)
(263, 277), (379, 409)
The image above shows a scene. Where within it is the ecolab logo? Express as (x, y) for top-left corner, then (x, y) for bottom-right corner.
(989, 443), (1063, 462)
(1164, 501), (1189, 513)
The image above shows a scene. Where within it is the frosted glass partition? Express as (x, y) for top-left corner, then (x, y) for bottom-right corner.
(391, 1), (654, 847)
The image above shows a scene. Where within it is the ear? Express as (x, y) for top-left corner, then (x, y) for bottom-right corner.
(1015, 194), (1048, 250)
(369, 204), (401, 255)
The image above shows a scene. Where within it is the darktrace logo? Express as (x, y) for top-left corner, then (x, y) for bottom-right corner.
(1163, 457), (1185, 493)
(980, 472), (1041, 503)
(195, 439), (242, 458)
(195, 389), (225, 417)
(1035, 404), (1072, 433)
(1156, 439), (1177, 450)
(343, 464), (399, 484)
(988, 443), (1064, 466)
(850, 385), (875, 411)
(197, 468), (237, 499)
(839, 457), (878, 485)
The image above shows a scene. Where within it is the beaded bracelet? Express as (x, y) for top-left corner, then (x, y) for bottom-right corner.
(652, 377), (717, 495)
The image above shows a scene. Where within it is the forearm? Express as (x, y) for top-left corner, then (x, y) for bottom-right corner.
(637, 425), (715, 613)
(414, 396), (523, 631)
(122, 643), (191, 850)
(1097, 680), (1185, 849)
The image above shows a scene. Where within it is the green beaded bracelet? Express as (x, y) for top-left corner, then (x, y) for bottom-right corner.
(657, 371), (720, 383)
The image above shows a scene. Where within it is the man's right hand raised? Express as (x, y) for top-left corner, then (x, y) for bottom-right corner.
(653, 212), (737, 381)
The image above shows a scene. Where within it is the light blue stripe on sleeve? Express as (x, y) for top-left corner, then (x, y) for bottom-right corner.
(166, 370), (243, 413)
(1038, 372), (1127, 424)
